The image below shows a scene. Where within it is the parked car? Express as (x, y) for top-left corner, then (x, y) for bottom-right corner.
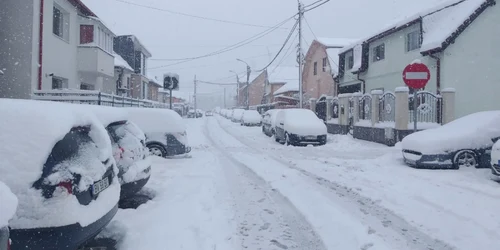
(262, 109), (280, 137)
(231, 109), (245, 123)
(241, 110), (262, 126)
(205, 111), (213, 116)
(187, 109), (196, 118)
(89, 106), (152, 200)
(402, 111), (500, 169)
(196, 109), (203, 118)
(0, 182), (17, 250)
(274, 109), (328, 146)
(491, 140), (500, 176)
(127, 108), (191, 158)
(0, 99), (120, 250)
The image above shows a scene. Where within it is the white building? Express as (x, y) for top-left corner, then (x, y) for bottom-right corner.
(0, 0), (116, 98)
(337, 0), (499, 118)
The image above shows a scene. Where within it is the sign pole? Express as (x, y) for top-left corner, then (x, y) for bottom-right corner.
(402, 60), (431, 133)
(413, 91), (417, 132)
(169, 89), (173, 110)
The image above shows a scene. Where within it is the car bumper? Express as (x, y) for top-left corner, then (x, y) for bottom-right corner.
(491, 164), (500, 176)
(10, 204), (118, 250)
(120, 167), (152, 199)
(289, 134), (327, 145)
(402, 150), (454, 169)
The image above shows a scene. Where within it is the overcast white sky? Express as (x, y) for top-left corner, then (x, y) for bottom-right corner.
(82, 0), (444, 100)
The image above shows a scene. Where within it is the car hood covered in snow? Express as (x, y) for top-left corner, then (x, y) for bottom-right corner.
(284, 109), (327, 136)
(0, 181), (17, 228)
(126, 107), (186, 134)
(0, 99), (119, 229)
(243, 111), (262, 123)
(402, 111), (500, 154)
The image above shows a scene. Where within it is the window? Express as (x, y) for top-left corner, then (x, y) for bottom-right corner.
(80, 82), (95, 90)
(53, 5), (68, 40)
(406, 30), (421, 52)
(346, 54), (354, 69)
(313, 61), (318, 75)
(373, 43), (385, 62)
(80, 25), (94, 44)
(52, 77), (67, 89)
(322, 57), (327, 72)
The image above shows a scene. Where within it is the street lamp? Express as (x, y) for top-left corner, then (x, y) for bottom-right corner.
(229, 70), (240, 107)
(237, 59), (251, 110)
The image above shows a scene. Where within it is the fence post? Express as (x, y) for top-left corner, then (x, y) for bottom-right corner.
(370, 90), (382, 126)
(112, 95), (115, 107)
(309, 98), (317, 113)
(98, 92), (101, 105)
(395, 87), (410, 130)
(338, 93), (352, 126)
(441, 88), (456, 124)
(352, 92), (362, 124)
(326, 96), (333, 121)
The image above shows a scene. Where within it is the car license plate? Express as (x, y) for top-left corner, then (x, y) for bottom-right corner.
(92, 177), (110, 196)
(305, 136), (317, 140)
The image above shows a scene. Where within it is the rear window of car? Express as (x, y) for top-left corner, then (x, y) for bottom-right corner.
(107, 121), (145, 144)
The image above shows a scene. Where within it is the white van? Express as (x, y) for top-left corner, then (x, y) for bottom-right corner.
(126, 108), (191, 157)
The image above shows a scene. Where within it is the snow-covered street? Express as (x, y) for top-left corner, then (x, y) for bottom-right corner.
(113, 116), (500, 250)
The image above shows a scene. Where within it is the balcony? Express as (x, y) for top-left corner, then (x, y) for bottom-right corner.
(77, 46), (114, 77)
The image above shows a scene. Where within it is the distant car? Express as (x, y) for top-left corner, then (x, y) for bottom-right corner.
(402, 111), (500, 169)
(241, 110), (262, 126)
(0, 100), (119, 250)
(262, 109), (280, 137)
(187, 109), (196, 118)
(231, 109), (245, 123)
(274, 109), (327, 146)
(0, 182), (17, 250)
(196, 109), (203, 118)
(205, 111), (213, 116)
(127, 108), (191, 158)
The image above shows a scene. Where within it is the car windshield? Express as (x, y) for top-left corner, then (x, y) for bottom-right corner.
(2, 0), (497, 249)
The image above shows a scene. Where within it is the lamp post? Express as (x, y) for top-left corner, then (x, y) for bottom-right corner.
(237, 59), (251, 110)
(229, 70), (240, 107)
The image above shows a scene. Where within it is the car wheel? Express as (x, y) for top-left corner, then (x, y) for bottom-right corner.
(453, 150), (478, 169)
(274, 134), (280, 143)
(148, 144), (167, 158)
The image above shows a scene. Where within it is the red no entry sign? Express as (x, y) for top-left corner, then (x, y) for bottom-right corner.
(402, 62), (430, 89)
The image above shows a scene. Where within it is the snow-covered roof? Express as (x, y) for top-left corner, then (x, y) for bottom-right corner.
(269, 66), (299, 95)
(113, 54), (133, 71)
(118, 35), (152, 58)
(316, 37), (358, 48)
(339, 0), (492, 54)
(147, 74), (162, 87)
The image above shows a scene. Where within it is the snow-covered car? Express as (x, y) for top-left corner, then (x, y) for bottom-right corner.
(196, 109), (203, 118)
(491, 140), (500, 176)
(127, 108), (191, 157)
(0, 99), (120, 250)
(0, 182), (17, 250)
(402, 111), (500, 169)
(231, 109), (245, 123)
(274, 109), (328, 146)
(205, 111), (213, 116)
(187, 109), (196, 118)
(262, 109), (280, 137)
(241, 110), (262, 126)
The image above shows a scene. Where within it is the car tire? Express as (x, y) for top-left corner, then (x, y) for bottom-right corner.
(274, 135), (280, 143)
(147, 144), (167, 158)
(453, 150), (478, 169)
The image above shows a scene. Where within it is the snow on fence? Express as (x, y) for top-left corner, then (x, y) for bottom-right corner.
(409, 91), (442, 124)
(379, 92), (396, 122)
(32, 90), (169, 109)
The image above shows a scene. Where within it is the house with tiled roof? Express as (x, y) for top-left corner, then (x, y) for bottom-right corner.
(337, 0), (499, 118)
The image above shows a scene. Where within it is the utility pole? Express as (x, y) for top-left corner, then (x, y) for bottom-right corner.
(298, 1), (304, 108)
(246, 65), (250, 110)
(194, 75), (197, 112)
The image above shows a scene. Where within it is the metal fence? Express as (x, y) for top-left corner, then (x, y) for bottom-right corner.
(409, 91), (442, 123)
(359, 94), (372, 120)
(331, 97), (339, 119)
(32, 90), (169, 109)
(379, 92), (396, 122)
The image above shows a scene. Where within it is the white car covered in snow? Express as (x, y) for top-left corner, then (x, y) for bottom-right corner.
(491, 140), (500, 176)
(241, 110), (262, 126)
(127, 108), (191, 157)
(402, 111), (500, 169)
(262, 109), (280, 137)
(274, 109), (327, 146)
(0, 99), (120, 250)
(0, 182), (17, 250)
(231, 109), (245, 123)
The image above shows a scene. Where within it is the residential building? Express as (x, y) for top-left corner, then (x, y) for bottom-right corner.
(247, 71), (267, 107)
(0, 0), (116, 98)
(302, 38), (356, 99)
(237, 72), (261, 107)
(147, 74), (162, 101)
(114, 54), (134, 96)
(271, 67), (300, 108)
(114, 35), (152, 100)
(337, 0), (499, 118)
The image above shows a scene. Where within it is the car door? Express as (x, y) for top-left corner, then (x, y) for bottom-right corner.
(275, 111), (285, 140)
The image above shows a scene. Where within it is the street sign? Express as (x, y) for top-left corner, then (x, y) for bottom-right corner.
(402, 61), (430, 89)
(163, 73), (179, 90)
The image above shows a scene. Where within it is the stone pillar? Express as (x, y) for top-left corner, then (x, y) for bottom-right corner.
(351, 92), (362, 124)
(370, 90), (382, 126)
(338, 93), (352, 126)
(309, 98), (317, 112)
(326, 96), (333, 121)
(395, 87), (410, 130)
(441, 88), (456, 124)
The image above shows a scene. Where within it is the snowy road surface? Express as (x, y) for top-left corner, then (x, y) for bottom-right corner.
(111, 116), (500, 250)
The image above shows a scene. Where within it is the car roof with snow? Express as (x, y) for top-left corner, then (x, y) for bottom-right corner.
(0, 181), (17, 227)
(283, 109), (318, 120)
(126, 107), (186, 134)
(79, 105), (128, 127)
(402, 111), (500, 154)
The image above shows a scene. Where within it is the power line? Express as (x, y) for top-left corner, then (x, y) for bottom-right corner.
(270, 32), (298, 75)
(197, 80), (238, 86)
(112, 0), (287, 29)
(255, 19), (299, 72)
(304, 0), (330, 12)
(159, 53), (271, 71)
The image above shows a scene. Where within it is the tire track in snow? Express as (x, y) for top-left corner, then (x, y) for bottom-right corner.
(214, 117), (455, 250)
(203, 118), (327, 250)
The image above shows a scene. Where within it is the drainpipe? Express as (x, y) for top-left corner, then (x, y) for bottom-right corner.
(429, 54), (441, 94)
(357, 72), (366, 94)
(37, 0), (45, 90)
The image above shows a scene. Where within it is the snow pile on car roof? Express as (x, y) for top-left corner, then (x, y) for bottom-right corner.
(0, 99), (119, 229)
(402, 111), (500, 154)
(83, 105), (129, 127)
(126, 108), (186, 134)
(243, 110), (262, 123)
(283, 109), (327, 136)
(0, 182), (18, 227)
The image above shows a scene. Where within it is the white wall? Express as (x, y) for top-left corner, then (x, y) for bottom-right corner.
(441, 3), (500, 118)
